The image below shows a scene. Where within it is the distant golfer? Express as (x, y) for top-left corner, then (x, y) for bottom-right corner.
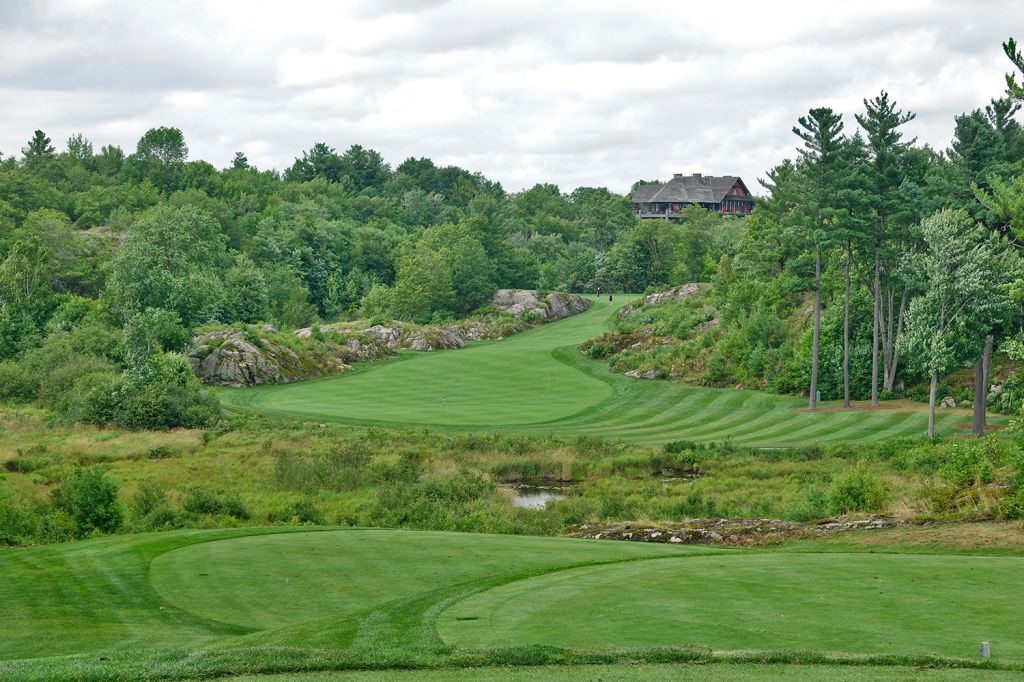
(608, 294), (613, 303)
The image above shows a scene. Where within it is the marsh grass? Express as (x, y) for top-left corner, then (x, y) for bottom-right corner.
(3, 406), (1024, 546)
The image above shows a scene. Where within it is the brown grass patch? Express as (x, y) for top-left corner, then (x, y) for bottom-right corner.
(804, 521), (1024, 554)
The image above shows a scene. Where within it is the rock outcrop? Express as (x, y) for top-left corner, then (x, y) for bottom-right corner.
(618, 283), (703, 316)
(187, 329), (350, 387)
(568, 515), (905, 547)
(492, 289), (591, 320)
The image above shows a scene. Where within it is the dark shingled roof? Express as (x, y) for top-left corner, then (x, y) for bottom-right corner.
(632, 174), (745, 204)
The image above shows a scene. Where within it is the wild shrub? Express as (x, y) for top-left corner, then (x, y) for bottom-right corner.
(0, 504), (38, 545)
(147, 445), (173, 459)
(371, 470), (494, 529)
(129, 481), (179, 530)
(368, 452), (421, 485)
(787, 486), (829, 521)
(182, 487), (250, 519)
(937, 440), (1002, 488)
(3, 457), (49, 474)
(130, 481), (167, 519)
(826, 468), (888, 514)
(0, 501), (76, 545)
(51, 468), (124, 536)
(0, 362), (36, 401)
(664, 450), (702, 469)
(288, 499), (323, 524)
(38, 355), (118, 412)
(62, 352), (220, 430)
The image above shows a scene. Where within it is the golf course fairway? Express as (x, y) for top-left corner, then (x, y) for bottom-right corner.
(219, 296), (975, 445)
(3, 527), (1022, 680)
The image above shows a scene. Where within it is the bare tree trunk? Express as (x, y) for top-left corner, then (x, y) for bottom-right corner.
(883, 289), (907, 393)
(972, 353), (985, 437)
(809, 244), (821, 410)
(982, 334), (993, 428)
(843, 244), (851, 408)
(870, 248), (881, 406)
(928, 370), (938, 439)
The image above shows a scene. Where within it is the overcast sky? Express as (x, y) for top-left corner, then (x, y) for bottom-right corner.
(1, 0), (1020, 194)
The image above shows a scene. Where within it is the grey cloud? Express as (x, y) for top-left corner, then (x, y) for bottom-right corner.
(1, 0), (1023, 193)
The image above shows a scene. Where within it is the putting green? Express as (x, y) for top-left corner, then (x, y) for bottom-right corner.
(220, 296), (974, 445)
(440, 552), (1024, 661)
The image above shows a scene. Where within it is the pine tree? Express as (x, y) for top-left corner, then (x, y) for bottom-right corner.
(855, 91), (916, 403)
(22, 130), (55, 163)
(793, 107), (846, 409)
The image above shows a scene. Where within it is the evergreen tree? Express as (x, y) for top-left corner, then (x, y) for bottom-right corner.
(793, 107), (846, 409)
(22, 130), (55, 162)
(855, 91), (917, 402)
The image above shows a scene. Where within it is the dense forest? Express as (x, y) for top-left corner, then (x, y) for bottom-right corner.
(3, 39), (1024, 436)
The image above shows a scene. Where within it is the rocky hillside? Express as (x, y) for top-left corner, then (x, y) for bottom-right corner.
(190, 290), (590, 387)
(581, 284), (719, 382)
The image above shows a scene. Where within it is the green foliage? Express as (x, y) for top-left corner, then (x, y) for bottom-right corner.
(105, 204), (226, 328)
(128, 480), (179, 531)
(182, 487), (250, 519)
(52, 468), (124, 536)
(66, 352), (220, 430)
(826, 467), (888, 514)
(222, 254), (269, 323)
(0, 500), (75, 545)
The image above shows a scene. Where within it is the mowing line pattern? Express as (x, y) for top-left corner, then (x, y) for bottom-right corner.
(219, 296), (974, 445)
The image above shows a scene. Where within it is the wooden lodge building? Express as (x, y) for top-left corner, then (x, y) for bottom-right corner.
(631, 173), (754, 219)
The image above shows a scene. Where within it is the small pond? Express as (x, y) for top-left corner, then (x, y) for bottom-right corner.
(502, 483), (571, 509)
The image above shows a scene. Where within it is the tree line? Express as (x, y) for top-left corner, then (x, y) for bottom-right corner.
(2, 38), (1024, 436)
(0, 118), (741, 428)
(747, 38), (1024, 434)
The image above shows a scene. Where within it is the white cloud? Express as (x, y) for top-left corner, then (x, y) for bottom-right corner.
(0, 0), (1020, 191)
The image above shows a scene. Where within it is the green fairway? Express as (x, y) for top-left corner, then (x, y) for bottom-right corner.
(2, 527), (1021, 680)
(220, 296), (975, 445)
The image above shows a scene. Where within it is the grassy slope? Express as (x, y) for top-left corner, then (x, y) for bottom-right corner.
(3, 528), (1022, 680)
(218, 296), (977, 446)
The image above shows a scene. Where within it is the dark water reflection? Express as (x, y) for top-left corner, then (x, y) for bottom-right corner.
(503, 483), (570, 509)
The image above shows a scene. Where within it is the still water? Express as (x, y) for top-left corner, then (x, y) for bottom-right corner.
(503, 483), (569, 509)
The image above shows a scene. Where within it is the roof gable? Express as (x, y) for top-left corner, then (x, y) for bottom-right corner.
(631, 174), (747, 204)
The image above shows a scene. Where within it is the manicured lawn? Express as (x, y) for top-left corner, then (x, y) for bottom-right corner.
(214, 663), (1024, 681)
(2, 527), (1020, 680)
(149, 529), (698, 634)
(219, 296), (978, 446)
(440, 552), (1024, 661)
